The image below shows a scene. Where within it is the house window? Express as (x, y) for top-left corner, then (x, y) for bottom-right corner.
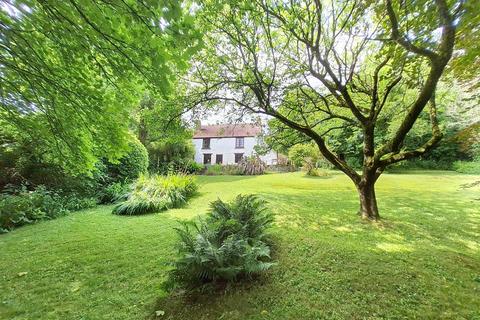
(216, 154), (223, 164)
(234, 153), (244, 163)
(235, 137), (244, 148)
(203, 154), (212, 164)
(202, 138), (210, 149)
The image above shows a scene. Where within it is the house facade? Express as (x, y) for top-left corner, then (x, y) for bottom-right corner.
(193, 124), (278, 165)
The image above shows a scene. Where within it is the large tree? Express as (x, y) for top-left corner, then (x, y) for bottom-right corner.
(0, 0), (201, 173)
(186, 0), (464, 220)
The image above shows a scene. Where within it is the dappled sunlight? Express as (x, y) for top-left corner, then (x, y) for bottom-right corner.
(375, 242), (415, 253)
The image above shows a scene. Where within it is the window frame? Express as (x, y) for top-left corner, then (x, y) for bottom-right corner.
(235, 137), (244, 149)
(202, 138), (211, 149)
(215, 154), (223, 164)
(234, 153), (244, 163)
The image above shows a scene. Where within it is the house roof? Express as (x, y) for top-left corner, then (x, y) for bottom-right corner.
(193, 124), (261, 138)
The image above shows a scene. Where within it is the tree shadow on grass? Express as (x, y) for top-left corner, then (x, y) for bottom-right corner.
(147, 188), (480, 319)
(149, 276), (272, 320)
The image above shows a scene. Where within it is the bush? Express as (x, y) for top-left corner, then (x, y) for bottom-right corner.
(148, 140), (195, 172)
(0, 186), (96, 233)
(238, 156), (266, 175)
(306, 168), (331, 177)
(112, 173), (198, 215)
(97, 182), (130, 204)
(204, 164), (245, 176)
(288, 143), (319, 167)
(167, 195), (275, 291)
(222, 164), (244, 175)
(106, 138), (148, 182)
(387, 158), (453, 171)
(154, 159), (204, 175)
(453, 161), (480, 174)
(204, 164), (223, 176)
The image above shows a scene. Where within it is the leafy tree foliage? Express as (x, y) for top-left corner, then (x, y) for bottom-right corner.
(133, 93), (195, 173)
(0, 1), (201, 174)
(288, 143), (320, 168)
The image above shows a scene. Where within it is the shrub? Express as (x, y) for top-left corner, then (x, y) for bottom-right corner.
(148, 140), (195, 172)
(0, 186), (96, 233)
(112, 173), (198, 215)
(306, 168), (331, 177)
(204, 164), (223, 176)
(453, 161), (480, 174)
(154, 159), (204, 175)
(97, 182), (130, 204)
(288, 143), (320, 167)
(204, 164), (245, 176)
(167, 195), (275, 290)
(106, 138), (148, 182)
(238, 156), (266, 175)
(203, 157), (266, 176)
(303, 158), (331, 177)
(387, 158), (452, 171)
(222, 164), (244, 175)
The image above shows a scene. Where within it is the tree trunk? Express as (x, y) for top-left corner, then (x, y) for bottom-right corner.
(357, 180), (380, 221)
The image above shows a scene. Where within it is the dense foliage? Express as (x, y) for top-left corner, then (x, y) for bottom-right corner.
(112, 174), (198, 215)
(96, 182), (130, 204)
(133, 94), (199, 175)
(104, 138), (148, 183)
(167, 194), (275, 290)
(0, 1), (201, 174)
(0, 186), (96, 233)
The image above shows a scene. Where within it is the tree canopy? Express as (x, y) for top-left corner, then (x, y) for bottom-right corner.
(0, 0), (201, 173)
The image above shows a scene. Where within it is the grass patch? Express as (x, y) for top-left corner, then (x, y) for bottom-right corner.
(1, 171), (479, 319)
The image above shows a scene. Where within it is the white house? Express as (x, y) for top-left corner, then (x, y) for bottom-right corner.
(193, 123), (278, 165)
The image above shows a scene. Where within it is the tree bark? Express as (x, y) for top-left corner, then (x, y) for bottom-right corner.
(356, 179), (380, 221)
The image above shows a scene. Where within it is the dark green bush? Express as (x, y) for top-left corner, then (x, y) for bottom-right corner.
(0, 186), (96, 233)
(453, 161), (480, 174)
(112, 173), (198, 215)
(106, 138), (148, 183)
(97, 182), (130, 204)
(156, 159), (204, 175)
(167, 195), (275, 291)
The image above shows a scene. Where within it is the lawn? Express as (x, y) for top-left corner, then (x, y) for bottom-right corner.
(1, 171), (479, 319)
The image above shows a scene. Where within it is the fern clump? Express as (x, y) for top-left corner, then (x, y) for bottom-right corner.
(167, 194), (275, 290)
(112, 173), (197, 215)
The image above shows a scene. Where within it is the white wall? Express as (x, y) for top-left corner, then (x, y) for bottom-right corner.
(193, 137), (277, 165)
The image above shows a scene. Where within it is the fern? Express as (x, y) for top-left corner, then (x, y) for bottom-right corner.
(166, 194), (275, 291)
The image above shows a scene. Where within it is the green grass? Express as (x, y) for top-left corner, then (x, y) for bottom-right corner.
(1, 172), (479, 319)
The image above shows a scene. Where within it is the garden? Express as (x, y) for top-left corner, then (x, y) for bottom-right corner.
(1, 0), (480, 319)
(1, 172), (479, 319)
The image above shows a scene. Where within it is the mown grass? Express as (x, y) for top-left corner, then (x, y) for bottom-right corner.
(1, 171), (479, 319)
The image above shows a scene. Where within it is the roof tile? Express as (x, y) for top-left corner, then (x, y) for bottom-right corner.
(193, 123), (261, 138)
